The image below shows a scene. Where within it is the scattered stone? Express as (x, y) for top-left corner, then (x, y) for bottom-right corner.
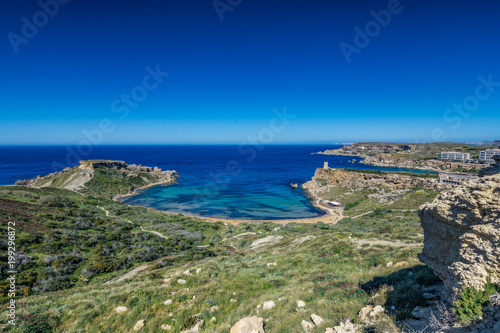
(332, 320), (360, 333)
(168, 312), (173, 317)
(267, 262), (277, 267)
(301, 320), (315, 330)
(263, 301), (276, 310)
(182, 319), (204, 333)
(411, 306), (429, 320)
(370, 305), (384, 317)
(358, 305), (373, 321)
(161, 324), (172, 331)
(386, 261), (393, 268)
(230, 299), (237, 303)
(164, 299), (173, 305)
(163, 278), (171, 284)
(114, 306), (128, 314)
(183, 269), (192, 276)
(423, 292), (438, 300)
(311, 314), (324, 326)
(210, 305), (219, 312)
(297, 300), (306, 308)
(393, 261), (409, 268)
(230, 316), (264, 333)
(177, 279), (186, 284)
(196, 268), (202, 274)
(134, 320), (145, 331)
(210, 317), (217, 322)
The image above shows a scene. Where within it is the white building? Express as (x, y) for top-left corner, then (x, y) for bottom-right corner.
(436, 152), (471, 162)
(479, 149), (500, 163)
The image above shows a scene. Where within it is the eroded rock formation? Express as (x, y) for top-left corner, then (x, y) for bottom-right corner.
(418, 174), (500, 296)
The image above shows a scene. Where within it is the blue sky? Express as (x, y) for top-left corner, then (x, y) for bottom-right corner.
(1, 0), (499, 145)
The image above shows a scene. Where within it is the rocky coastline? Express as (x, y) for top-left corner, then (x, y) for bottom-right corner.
(316, 143), (485, 173)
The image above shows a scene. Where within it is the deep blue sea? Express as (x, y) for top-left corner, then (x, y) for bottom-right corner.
(0, 145), (431, 220)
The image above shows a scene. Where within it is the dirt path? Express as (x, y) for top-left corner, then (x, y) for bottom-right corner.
(106, 263), (150, 284)
(350, 211), (373, 219)
(140, 226), (169, 240)
(97, 206), (168, 239)
(352, 238), (422, 248)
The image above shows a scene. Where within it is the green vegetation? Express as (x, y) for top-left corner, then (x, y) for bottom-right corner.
(81, 168), (155, 198)
(3, 218), (441, 332)
(0, 164), (448, 331)
(453, 282), (498, 324)
(0, 186), (222, 298)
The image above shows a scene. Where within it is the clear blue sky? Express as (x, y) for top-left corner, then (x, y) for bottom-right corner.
(1, 0), (499, 145)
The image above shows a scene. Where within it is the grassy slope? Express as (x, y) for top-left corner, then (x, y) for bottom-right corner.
(0, 167), (445, 332)
(9, 221), (441, 332)
(0, 186), (224, 300)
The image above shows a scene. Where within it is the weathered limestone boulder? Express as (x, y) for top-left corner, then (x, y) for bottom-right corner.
(230, 316), (264, 333)
(418, 174), (500, 296)
(133, 320), (145, 331)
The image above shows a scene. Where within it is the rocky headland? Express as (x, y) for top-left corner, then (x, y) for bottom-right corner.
(15, 160), (178, 196)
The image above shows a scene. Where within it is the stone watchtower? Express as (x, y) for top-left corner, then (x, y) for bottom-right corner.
(324, 162), (329, 169)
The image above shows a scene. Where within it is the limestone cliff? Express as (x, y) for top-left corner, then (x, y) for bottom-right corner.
(418, 174), (500, 296)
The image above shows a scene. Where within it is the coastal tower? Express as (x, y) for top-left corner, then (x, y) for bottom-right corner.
(324, 162), (329, 169)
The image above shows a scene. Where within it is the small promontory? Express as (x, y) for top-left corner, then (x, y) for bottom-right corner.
(15, 160), (178, 199)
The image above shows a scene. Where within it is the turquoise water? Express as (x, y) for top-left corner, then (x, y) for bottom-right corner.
(0, 145), (435, 220)
(121, 183), (323, 220)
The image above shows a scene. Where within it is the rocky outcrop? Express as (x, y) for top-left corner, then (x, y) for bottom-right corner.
(418, 174), (500, 296)
(303, 168), (438, 194)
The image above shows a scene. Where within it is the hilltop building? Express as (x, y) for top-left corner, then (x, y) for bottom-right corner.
(80, 160), (126, 169)
(438, 173), (478, 187)
(479, 149), (500, 163)
(436, 152), (471, 162)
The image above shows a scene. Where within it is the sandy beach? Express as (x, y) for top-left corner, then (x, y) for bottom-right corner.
(195, 210), (344, 225)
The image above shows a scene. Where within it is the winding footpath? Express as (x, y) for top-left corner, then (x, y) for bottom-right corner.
(98, 205), (170, 284)
(97, 205), (169, 240)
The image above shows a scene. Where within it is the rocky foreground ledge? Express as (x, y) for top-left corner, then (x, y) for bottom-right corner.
(419, 173), (500, 297)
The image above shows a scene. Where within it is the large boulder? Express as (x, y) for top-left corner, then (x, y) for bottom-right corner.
(418, 174), (500, 296)
(230, 316), (264, 333)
